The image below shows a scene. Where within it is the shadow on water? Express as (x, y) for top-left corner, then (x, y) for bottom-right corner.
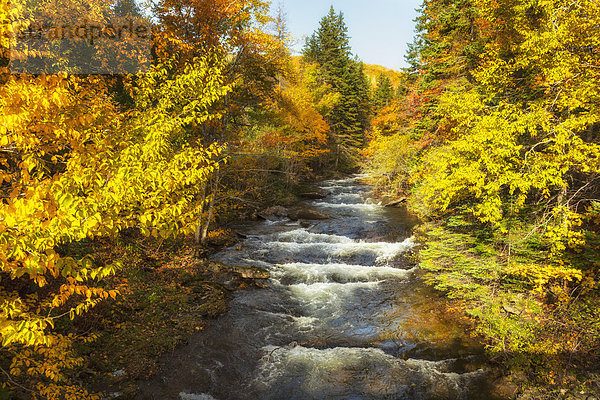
(136, 176), (506, 400)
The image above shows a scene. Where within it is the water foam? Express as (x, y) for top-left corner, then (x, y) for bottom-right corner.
(289, 279), (379, 295)
(264, 236), (414, 263)
(329, 192), (364, 203)
(256, 346), (485, 400)
(274, 229), (354, 244)
(312, 201), (381, 212)
(273, 262), (413, 284)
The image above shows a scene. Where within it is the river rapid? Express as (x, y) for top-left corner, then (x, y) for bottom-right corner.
(137, 176), (495, 400)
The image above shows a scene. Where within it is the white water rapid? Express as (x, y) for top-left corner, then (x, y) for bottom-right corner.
(138, 177), (491, 400)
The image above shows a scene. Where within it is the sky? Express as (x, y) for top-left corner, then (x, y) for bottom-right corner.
(276, 0), (423, 71)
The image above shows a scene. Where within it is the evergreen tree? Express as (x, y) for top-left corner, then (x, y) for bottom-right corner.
(346, 60), (371, 139)
(302, 6), (370, 169)
(373, 73), (394, 109)
(303, 6), (351, 75)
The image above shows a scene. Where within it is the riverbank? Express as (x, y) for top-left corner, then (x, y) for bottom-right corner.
(69, 231), (264, 398)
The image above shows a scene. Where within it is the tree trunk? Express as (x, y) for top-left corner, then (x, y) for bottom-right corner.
(194, 182), (207, 244)
(201, 168), (221, 244)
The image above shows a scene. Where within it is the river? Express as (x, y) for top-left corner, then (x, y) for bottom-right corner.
(137, 176), (494, 400)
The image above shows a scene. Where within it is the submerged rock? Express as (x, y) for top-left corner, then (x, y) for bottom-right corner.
(298, 188), (329, 200)
(231, 265), (270, 279)
(258, 206), (288, 220)
(215, 263), (270, 279)
(207, 262), (269, 280)
(288, 207), (330, 221)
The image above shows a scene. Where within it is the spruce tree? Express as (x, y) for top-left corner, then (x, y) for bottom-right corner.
(302, 6), (370, 169)
(303, 6), (351, 73)
(373, 73), (394, 110)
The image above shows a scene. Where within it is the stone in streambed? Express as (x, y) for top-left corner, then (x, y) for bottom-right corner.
(207, 262), (270, 279)
(232, 266), (270, 279)
(287, 207), (330, 221)
(298, 188), (329, 200)
(257, 205), (288, 221)
(299, 221), (313, 228)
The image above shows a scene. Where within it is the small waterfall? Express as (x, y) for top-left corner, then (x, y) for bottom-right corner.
(271, 262), (414, 284)
(256, 346), (486, 400)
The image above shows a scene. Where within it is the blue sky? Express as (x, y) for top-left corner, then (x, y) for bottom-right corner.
(275, 0), (422, 71)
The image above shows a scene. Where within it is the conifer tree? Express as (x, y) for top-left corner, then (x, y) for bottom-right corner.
(302, 6), (370, 169)
(373, 73), (394, 110)
(303, 6), (351, 75)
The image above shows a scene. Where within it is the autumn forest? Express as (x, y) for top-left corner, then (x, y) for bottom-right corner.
(1, 0), (600, 398)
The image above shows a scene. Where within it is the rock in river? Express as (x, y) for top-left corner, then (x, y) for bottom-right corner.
(287, 207), (330, 221)
(298, 188), (329, 200)
(257, 206), (288, 220)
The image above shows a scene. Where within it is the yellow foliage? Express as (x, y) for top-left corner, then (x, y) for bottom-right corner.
(1, 3), (229, 392)
(506, 263), (583, 291)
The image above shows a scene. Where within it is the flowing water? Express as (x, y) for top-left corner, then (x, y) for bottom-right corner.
(138, 177), (494, 400)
